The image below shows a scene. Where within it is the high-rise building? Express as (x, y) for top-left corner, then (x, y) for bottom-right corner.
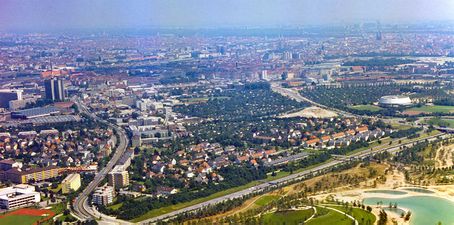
(259, 70), (269, 80)
(44, 78), (65, 101)
(108, 165), (129, 190)
(61, 173), (81, 194)
(282, 51), (292, 60)
(0, 89), (23, 109)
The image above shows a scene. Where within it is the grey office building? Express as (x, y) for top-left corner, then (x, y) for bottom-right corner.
(44, 78), (65, 101)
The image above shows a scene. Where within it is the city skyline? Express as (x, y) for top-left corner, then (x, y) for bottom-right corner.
(1, 0), (454, 31)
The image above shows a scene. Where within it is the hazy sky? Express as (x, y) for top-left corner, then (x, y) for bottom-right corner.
(1, 0), (454, 31)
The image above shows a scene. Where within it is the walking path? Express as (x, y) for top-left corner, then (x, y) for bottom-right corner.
(320, 205), (359, 225)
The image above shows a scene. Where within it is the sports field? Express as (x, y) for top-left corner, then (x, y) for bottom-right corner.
(0, 208), (55, 225)
(404, 105), (454, 115)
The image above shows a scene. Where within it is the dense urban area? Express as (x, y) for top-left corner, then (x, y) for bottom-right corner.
(0, 22), (453, 225)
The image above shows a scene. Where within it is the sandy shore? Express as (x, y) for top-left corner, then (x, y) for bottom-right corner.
(309, 168), (454, 225)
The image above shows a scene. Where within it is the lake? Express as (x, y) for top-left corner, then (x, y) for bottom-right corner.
(401, 187), (435, 194)
(364, 190), (407, 195)
(364, 196), (454, 225)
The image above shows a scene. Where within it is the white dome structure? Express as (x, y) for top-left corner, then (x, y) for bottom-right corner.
(378, 95), (412, 106)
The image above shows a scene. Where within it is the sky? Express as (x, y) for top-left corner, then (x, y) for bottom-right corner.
(1, 0), (454, 31)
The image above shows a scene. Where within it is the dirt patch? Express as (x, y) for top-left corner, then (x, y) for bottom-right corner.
(402, 110), (422, 116)
(279, 106), (338, 118)
(435, 144), (454, 169)
(9, 208), (55, 225)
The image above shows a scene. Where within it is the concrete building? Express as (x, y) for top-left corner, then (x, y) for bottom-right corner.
(0, 184), (40, 209)
(108, 165), (129, 190)
(378, 95), (412, 107)
(1, 166), (60, 184)
(61, 173), (81, 194)
(0, 89), (23, 109)
(44, 78), (65, 101)
(92, 186), (115, 205)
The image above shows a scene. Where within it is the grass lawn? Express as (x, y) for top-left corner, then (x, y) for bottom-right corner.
(350, 104), (383, 112)
(262, 209), (314, 225)
(427, 118), (454, 128)
(346, 137), (391, 156)
(328, 205), (376, 225)
(108, 202), (123, 210)
(48, 184), (62, 193)
(389, 122), (413, 130)
(129, 126), (443, 222)
(130, 159), (336, 222)
(130, 180), (262, 222)
(306, 207), (352, 225)
(254, 195), (280, 206)
(49, 203), (66, 215)
(0, 214), (44, 225)
(405, 105), (454, 114)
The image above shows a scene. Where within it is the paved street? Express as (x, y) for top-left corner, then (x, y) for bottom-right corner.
(71, 98), (130, 222)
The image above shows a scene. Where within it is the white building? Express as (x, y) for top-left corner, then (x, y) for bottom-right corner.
(378, 95), (412, 107)
(0, 184), (40, 209)
(92, 186), (115, 205)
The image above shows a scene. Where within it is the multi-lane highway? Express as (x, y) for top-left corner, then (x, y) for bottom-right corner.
(139, 132), (450, 224)
(71, 98), (130, 222)
(74, 85), (450, 224)
(271, 84), (356, 117)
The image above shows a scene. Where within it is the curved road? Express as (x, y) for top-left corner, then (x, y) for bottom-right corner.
(72, 98), (130, 222)
(139, 132), (450, 224)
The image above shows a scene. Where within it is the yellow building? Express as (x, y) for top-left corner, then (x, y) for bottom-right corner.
(61, 173), (81, 194)
(2, 166), (60, 184)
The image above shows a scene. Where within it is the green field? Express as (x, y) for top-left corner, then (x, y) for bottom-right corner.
(329, 205), (376, 225)
(254, 195), (280, 206)
(427, 118), (454, 128)
(405, 105), (454, 114)
(0, 214), (44, 225)
(130, 180), (263, 222)
(350, 104), (383, 112)
(109, 202), (123, 210)
(128, 126), (442, 223)
(306, 207), (353, 225)
(130, 158), (337, 222)
(262, 209), (314, 225)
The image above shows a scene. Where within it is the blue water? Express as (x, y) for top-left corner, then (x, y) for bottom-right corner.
(364, 190), (407, 195)
(401, 187), (435, 194)
(364, 196), (454, 225)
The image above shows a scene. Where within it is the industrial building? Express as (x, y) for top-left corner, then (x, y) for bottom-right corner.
(11, 106), (61, 119)
(0, 184), (40, 209)
(61, 173), (81, 194)
(0, 89), (23, 109)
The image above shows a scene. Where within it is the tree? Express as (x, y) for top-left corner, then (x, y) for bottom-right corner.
(405, 211), (412, 221)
